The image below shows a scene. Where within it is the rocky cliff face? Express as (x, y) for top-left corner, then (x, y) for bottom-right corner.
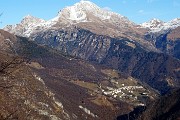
(30, 27), (180, 94)
(167, 27), (180, 59)
(31, 27), (111, 63)
(144, 26), (180, 59)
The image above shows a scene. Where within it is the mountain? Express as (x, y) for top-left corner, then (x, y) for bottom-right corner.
(4, 1), (132, 37)
(141, 18), (164, 32)
(3, 1), (180, 94)
(1, 1), (180, 119)
(141, 18), (180, 33)
(142, 19), (180, 59)
(4, 1), (156, 52)
(4, 1), (180, 55)
(0, 29), (159, 120)
(30, 26), (180, 94)
(4, 15), (46, 37)
(4, 1), (135, 37)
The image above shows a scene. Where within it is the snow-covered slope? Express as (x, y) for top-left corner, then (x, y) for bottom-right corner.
(141, 18), (180, 33)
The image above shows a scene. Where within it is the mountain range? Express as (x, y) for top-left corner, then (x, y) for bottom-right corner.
(1, 0), (180, 120)
(4, 1), (180, 58)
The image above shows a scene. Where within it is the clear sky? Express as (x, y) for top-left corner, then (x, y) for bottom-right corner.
(0, 0), (180, 28)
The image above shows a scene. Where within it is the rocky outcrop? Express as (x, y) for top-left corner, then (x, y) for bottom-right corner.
(31, 28), (111, 63)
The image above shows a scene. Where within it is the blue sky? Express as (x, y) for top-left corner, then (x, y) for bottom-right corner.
(0, 0), (180, 28)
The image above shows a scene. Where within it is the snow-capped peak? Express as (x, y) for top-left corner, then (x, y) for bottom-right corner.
(141, 18), (180, 33)
(141, 18), (164, 29)
(58, 0), (124, 22)
(4, 15), (47, 37)
(3, 1), (134, 37)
